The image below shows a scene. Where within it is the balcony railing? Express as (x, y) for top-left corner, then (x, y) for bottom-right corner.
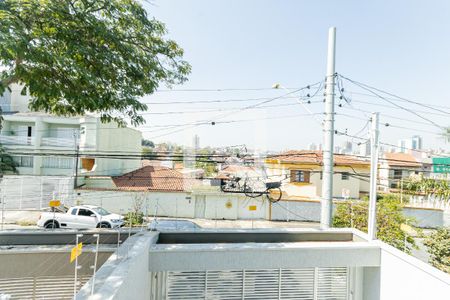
(0, 135), (34, 146)
(41, 137), (77, 148)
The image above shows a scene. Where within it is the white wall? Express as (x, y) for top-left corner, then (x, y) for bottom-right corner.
(76, 189), (270, 220)
(377, 242), (450, 300)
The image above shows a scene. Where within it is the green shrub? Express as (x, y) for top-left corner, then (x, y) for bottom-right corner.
(124, 212), (144, 226)
(424, 227), (450, 273)
(333, 194), (417, 253)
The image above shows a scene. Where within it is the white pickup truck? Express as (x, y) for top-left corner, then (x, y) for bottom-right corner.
(37, 205), (125, 229)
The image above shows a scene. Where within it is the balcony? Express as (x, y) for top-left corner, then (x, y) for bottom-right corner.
(41, 137), (77, 148)
(0, 135), (34, 146)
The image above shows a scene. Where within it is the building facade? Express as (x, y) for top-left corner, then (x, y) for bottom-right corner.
(0, 85), (141, 176)
(265, 150), (371, 200)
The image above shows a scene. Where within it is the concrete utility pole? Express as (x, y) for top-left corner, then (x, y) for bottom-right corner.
(368, 112), (380, 240)
(321, 27), (337, 229)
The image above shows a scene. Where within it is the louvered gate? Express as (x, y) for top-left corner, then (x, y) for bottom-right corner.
(151, 267), (349, 300)
(0, 275), (90, 299)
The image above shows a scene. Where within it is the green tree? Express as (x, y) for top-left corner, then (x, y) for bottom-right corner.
(0, 110), (17, 174)
(195, 149), (217, 177)
(0, 0), (190, 125)
(0, 145), (16, 174)
(141, 139), (155, 148)
(142, 147), (155, 159)
(424, 227), (450, 274)
(333, 194), (417, 253)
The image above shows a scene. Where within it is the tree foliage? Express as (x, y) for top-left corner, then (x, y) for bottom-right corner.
(141, 139), (155, 148)
(401, 176), (450, 201)
(424, 227), (450, 273)
(333, 194), (417, 253)
(0, 0), (190, 125)
(0, 145), (16, 174)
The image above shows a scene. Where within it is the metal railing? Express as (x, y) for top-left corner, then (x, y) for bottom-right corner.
(0, 135), (34, 146)
(41, 137), (77, 148)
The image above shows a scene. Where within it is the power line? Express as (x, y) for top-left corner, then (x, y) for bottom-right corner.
(338, 74), (448, 130)
(148, 80), (323, 139)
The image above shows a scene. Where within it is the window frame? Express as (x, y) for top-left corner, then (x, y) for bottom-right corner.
(291, 170), (310, 183)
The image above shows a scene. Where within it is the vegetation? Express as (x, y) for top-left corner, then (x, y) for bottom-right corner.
(195, 149), (217, 177)
(0, 146), (16, 174)
(0, 109), (16, 174)
(142, 139), (155, 148)
(333, 194), (417, 253)
(424, 227), (450, 274)
(400, 176), (450, 201)
(124, 211), (144, 226)
(0, 0), (190, 126)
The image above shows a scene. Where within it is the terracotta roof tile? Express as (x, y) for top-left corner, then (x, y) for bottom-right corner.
(112, 166), (198, 192)
(383, 152), (422, 168)
(269, 150), (370, 166)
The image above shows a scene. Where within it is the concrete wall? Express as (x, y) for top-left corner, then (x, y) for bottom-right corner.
(376, 241), (450, 300)
(403, 206), (444, 228)
(77, 232), (157, 300)
(0, 249), (112, 278)
(76, 189), (270, 220)
(270, 199), (444, 228)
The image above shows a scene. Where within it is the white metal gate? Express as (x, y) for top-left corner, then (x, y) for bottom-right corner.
(152, 267), (349, 300)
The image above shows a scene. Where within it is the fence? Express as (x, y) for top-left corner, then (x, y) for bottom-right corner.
(0, 176), (74, 210)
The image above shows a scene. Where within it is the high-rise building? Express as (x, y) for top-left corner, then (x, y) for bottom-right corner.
(359, 140), (371, 157)
(397, 136), (423, 153)
(341, 140), (353, 154)
(411, 135), (422, 150)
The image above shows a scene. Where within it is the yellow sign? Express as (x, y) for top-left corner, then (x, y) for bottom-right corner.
(70, 242), (83, 263)
(248, 205), (257, 211)
(49, 200), (61, 207)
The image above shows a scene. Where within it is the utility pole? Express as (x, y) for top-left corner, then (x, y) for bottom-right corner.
(368, 112), (380, 240)
(321, 27), (337, 229)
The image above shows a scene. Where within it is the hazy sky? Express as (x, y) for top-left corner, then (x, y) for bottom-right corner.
(137, 0), (450, 152)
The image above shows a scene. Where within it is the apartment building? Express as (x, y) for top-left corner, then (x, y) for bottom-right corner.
(0, 84), (142, 177)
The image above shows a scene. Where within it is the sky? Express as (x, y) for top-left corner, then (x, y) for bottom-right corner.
(137, 0), (450, 153)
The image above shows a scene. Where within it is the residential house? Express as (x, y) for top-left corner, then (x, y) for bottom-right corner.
(0, 85), (141, 177)
(78, 165), (269, 220)
(379, 152), (429, 191)
(265, 150), (371, 200)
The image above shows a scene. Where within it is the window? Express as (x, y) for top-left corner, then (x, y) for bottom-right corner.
(393, 169), (403, 180)
(12, 156), (33, 167)
(71, 208), (78, 215)
(42, 157), (74, 169)
(78, 209), (94, 217)
(92, 207), (110, 216)
(290, 170), (310, 183)
(341, 172), (350, 180)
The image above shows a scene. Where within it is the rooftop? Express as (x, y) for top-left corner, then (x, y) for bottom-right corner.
(76, 228), (450, 300)
(112, 165), (200, 192)
(384, 152), (422, 167)
(268, 150), (371, 167)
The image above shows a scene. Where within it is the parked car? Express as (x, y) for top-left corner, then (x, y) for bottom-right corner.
(37, 205), (124, 229)
(148, 219), (201, 231)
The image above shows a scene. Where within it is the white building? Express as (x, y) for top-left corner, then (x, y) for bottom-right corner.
(0, 84), (142, 177)
(76, 229), (450, 300)
(397, 135), (423, 153)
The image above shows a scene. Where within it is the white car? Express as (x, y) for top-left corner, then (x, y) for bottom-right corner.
(37, 205), (124, 229)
